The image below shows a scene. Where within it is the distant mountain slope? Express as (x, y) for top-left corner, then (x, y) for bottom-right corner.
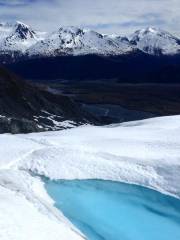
(129, 27), (180, 55)
(1, 21), (180, 63)
(27, 26), (134, 57)
(2, 22), (180, 84)
(0, 67), (98, 133)
(7, 53), (180, 83)
(0, 21), (44, 53)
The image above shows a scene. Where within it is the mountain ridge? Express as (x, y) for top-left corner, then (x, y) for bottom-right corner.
(0, 21), (180, 62)
(0, 66), (98, 133)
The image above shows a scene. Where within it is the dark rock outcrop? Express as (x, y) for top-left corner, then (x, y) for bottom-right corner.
(0, 67), (98, 133)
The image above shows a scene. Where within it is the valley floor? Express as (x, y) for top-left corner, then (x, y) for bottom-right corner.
(1, 115), (180, 239)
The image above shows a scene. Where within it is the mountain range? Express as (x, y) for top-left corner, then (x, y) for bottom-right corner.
(0, 21), (180, 62)
(1, 21), (180, 134)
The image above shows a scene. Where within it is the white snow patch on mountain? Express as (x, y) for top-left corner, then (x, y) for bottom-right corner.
(0, 21), (45, 53)
(1, 21), (180, 56)
(129, 27), (180, 55)
(27, 26), (134, 57)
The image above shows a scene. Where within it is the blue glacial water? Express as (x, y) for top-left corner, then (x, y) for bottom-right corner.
(45, 180), (180, 240)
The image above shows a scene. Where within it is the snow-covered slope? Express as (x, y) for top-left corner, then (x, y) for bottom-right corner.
(0, 21), (44, 53)
(129, 27), (180, 55)
(18, 115), (180, 198)
(1, 115), (180, 239)
(27, 26), (134, 57)
(0, 21), (180, 57)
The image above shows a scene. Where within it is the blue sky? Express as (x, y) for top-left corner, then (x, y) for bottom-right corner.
(0, 0), (179, 36)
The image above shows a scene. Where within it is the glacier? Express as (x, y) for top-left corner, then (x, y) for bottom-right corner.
(1, 115), (180, 239)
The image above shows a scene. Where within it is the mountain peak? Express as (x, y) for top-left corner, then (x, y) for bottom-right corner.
(0, 21), (41, 53)
(0, 21), (29, 29)
(0, 21), (180, 58)
(58, 26), (83, 34)
(13, 21), (36, 40)
(139, 27), (159, 34)
(145, 27), (157, 32)
(129, 27), (180, 55)
(27, 24), (134, 57)
(15, 21), (29, 27)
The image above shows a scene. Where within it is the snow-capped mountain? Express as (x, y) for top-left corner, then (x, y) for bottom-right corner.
(129, 27), (180, 55)
(0, 21), (180, 60)
(27, 26), (134, 57)
(0, 21), (44, 53)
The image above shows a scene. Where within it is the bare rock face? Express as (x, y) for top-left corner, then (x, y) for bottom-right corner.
(0, 67), (98, 133)
(0, 117), (41, 134)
